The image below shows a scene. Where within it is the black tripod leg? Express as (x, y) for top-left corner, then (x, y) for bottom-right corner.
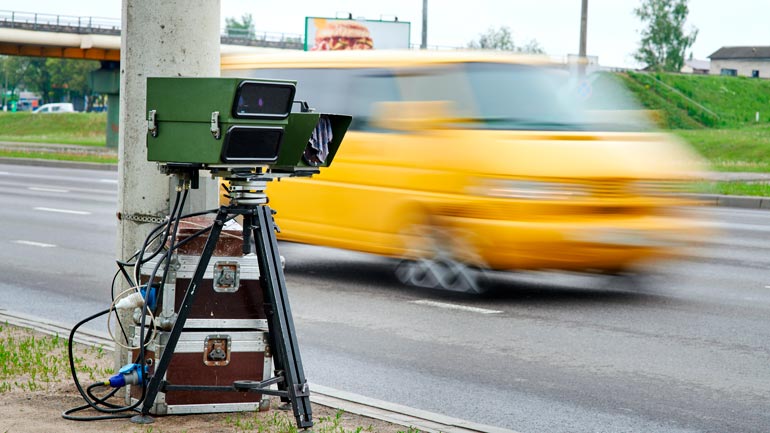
(137, 206), (229, 418)
(253, 205), (313, 429)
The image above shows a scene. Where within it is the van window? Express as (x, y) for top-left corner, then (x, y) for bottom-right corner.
(349, 70), (399, 130)
(396, 62), (651, 132)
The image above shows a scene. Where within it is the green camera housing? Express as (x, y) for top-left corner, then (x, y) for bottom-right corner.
(146, 77), (351, 171)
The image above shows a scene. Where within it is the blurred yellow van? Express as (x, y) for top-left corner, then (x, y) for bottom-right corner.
(221, 51), (703, 292)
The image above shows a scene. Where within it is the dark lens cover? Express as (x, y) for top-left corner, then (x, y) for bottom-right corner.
(221, 126), (283, 163)
(232, 81), (295, 118)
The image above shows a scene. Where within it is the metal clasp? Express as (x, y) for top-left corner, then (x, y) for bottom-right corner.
(147, 110), (158, 137)
(210, 111), (221, 139)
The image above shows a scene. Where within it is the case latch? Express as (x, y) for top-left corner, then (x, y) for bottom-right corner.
(147, 110), (158, 137)
(204, 335), (231, 366)
(210, 111), (221, 139)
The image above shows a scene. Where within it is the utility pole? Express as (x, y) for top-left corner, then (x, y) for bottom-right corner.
(115, 0), (220, 367)
(421, 0), (428, 49)
(579, 0), (588, 58)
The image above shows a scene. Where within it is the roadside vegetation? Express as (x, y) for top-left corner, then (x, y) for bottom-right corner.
(0, 323), (419, 433)
(0, 111), (106, 146)
(621, 71), (770, 173)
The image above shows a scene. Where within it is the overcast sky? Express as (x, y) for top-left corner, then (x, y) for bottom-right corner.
(0, 0), (767, 68)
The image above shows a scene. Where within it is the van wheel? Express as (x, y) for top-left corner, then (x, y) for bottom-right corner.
(395, 257), (484, 293)
(396, 221), (486, 294)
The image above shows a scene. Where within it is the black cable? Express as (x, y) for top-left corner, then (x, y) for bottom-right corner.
(65, 196), (226, 422)
(63, 308), (147, 421)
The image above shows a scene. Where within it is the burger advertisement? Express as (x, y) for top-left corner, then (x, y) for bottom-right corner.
(305, 17), (411, 51)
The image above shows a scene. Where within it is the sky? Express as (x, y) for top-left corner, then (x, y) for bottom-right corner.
(0, 0), (767, 68)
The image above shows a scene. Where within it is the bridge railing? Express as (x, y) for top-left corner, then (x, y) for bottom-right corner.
(0, 9), (304, 49)
(0, 10), (120, 35)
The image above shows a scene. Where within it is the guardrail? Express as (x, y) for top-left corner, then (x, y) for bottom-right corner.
(0, 9), (304, 49)
(0, 10), (120, 35)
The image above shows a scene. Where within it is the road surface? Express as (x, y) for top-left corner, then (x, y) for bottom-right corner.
(0, 162), (768, 433)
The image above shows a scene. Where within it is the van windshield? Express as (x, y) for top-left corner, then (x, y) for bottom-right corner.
(399, 62), (653, 132)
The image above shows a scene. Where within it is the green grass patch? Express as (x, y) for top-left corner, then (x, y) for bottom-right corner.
(621, 71), (770, 129)
(650, 73), (770, 128)
(673, 125), (770, 172)
(0, 112), (106, 146)
(691, 180), (770, 197)
(0, 323), (111, 393)
(0, 149), (117, 164)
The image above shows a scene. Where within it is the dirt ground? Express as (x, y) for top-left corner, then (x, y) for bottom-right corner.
(0, 326), (409, 433)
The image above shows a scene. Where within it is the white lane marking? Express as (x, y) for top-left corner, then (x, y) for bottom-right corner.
(34, 207), (91, 215)
(13, 240), (56, 248)
(0, 171), (9, 175)
(410, 299), (502, 315)
(29, 187), (70, 193)
(99, 179), (118, 184)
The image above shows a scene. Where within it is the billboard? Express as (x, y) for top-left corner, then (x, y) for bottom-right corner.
(304, 17), (411, 51)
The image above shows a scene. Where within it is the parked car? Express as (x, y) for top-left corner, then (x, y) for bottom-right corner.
(33, 103), (75, 113)
(221, 50), (705, 293)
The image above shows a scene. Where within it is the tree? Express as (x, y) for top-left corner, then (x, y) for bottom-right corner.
(225, 13), (256, 39)
(633, 0), (697, 71)
(467, 26), (545, 54)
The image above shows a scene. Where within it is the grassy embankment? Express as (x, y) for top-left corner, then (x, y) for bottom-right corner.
(620, 71), (770, 196)
(0, 111), (116, 163)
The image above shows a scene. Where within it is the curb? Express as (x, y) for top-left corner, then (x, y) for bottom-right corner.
(0, 309), (518, 433)
(687, 193), (770, 210)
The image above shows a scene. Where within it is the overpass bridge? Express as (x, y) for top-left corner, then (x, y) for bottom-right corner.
(0, 9), (304, 60)
(0, 9), (304, 146)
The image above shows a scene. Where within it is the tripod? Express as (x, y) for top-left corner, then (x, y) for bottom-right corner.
(132, 173), (313, 429)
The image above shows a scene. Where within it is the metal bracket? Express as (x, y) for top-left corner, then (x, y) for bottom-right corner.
(148, 110), (158, 137)
(210, 111), (221, 139)
(293, 382), (310, 397)
(119, 212), (167, 224)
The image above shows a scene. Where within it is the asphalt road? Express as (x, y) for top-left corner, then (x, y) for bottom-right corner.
(0, 162), (768, 433)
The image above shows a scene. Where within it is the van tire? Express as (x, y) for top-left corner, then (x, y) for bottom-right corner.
(395, 258), (484, 293)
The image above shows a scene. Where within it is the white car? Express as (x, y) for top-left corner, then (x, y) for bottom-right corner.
(33, 103), (75, 113)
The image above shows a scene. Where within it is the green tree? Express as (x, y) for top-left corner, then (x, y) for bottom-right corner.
(45, 58), (100, 102)
(634, 0), (698, 71)
(0, 56), (34, 106)
(225, 13), (256, 39)
(467, 26), (544, 54)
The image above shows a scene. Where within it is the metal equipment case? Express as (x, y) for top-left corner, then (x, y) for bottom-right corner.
(127, 327), (272, 414)
(128, 216), (273, 414)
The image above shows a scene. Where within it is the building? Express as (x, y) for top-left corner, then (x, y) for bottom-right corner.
(708, 46), (770, 78)
(680, 59), (710, 74)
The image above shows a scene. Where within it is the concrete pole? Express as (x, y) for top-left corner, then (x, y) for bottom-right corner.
(420, 0), (428, 49)
(115, 0), (220, 367)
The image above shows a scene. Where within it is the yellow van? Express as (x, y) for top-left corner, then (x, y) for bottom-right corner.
(221, 51), (703, 292)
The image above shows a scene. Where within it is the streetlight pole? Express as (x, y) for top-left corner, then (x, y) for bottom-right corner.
(579, 0), (588, 58)
(421, 0), (428, 49)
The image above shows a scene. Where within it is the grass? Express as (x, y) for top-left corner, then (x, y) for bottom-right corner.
(0, 149), (117, 164)
(224, 409), (421, 433)
(0, 112), (106, 146)
(649, 72), (770, 128)
(622, 71), (770, 129)
(673, 125), (770, 172)
(691, 180), (770, 197)
(0, 322), (112, 393)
